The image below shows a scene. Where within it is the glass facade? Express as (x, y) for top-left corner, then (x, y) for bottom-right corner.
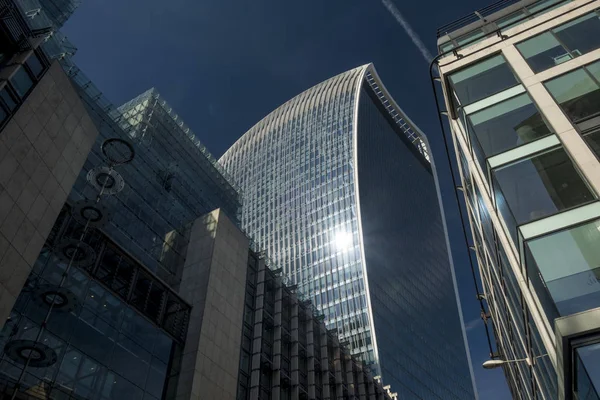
(439, 1), (600, 398)
(516, 10), (600, 73)
(437, 0), (572, 54)
(0, 62), (241, 397)
(220, 64), (475, 398)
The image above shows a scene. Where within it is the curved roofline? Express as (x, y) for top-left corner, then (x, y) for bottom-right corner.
(351, 63), (383, 375)
(219, 64), (369, 162)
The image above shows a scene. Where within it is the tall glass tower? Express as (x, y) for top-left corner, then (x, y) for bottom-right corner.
(220, 64), (477, 399)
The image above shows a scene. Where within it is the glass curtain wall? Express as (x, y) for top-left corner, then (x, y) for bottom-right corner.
(516, 10), (600, 73)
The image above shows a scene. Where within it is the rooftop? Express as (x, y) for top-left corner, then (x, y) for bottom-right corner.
(437, 0), (571, 53)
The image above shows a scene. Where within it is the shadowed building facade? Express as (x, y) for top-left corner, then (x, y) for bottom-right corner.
(220, 64), (477, 399)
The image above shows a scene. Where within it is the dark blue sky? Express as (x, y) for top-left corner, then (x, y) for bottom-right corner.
(63, 0), (510, 397)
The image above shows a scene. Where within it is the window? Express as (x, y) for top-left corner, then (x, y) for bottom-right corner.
(0, 104), (6, 126)
(517, 11), (600, 73)
(545, 62), (600, 124)
(492, 147), (594, 228)
(574, 342), (600, 398)
(449, 55), (519, 106)
(26, 53), (44, 78)
(10, 66), (34, 98)
(0, 87), (17, 111)
(584, 128), (600, 159)
(517, 32), (571, 73)
(468, 93), (552, 158)
(525, 219), (600, 317)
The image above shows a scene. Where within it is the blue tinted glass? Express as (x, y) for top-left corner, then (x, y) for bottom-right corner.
(517, 32), (570, 73)
(493, 147), (594, 225)
(0, 88), (17, 111)
(554, 12), (600, 56)
(468, 93), (552, 157)
(526, 219), (600, 316)
(220, 67), (474, 399)
(449, 55), (518, 105)
(0, 104), (6, 125)
(25, 53), (44, 77)
(575, 343), (600, 399)
(545, 67), (600, 123)
(10, 67), (34, 98)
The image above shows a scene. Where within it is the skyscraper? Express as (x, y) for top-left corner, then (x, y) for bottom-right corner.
(220, 64), (476, 399)
(435, 0), (600, 398)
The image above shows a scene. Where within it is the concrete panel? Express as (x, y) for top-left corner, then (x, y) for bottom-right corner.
(0, 61), (99, 329)
(176, 208), (249, 400)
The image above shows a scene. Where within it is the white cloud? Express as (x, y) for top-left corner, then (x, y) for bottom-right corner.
(465, 317), (483, 332)
(380, 0), (433, 63)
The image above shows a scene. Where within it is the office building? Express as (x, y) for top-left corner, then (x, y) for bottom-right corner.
(220, 64), (477, 399)
(435, 0), (600, 398)
(0, 3), (393, 399)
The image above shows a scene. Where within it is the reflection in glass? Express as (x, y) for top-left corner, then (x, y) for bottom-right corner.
(545, 67), (600, 123)
(517, 32), (570, 73)
(10, 67), (34, 98)
(554, 12), (600, 57)
(575, 342), (600, 399)
(468, 93), (552, 157)
(526, 219), (600, 316)
(449, 55), (518, 106)
(517, 12), (600, 74)
(493, 147), (594, 225)
(25, 53), (44, 78)
(0, 88), (17, 111)
(584, 128), (600, 159)
(588, 60), (600, 81)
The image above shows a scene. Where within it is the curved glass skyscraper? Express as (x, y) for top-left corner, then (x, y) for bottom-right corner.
(220, 64), (476, 399)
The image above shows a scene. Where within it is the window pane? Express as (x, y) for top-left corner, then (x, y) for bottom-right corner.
(449, 55), (519, 105)
(0, 88), (17, 111)
(584, 128), (600, 158)
(554, 12), (600, 57)
(497, 10), (527, 29)
(10, 67), (34, 98)
(588, 60), (600, 81)
(493, 147), (594, 225)
(455, 29), (485, 47)
(0, 105), (6, 126)
(526, 219), (600, 316)
(527, 0), (568, 14)
(575, 343), (600, 398)
(545, 68), (600, 122)
(25, 53), (44, 78)
(516, 32), (570, 73)
(468, 93), (552, 157)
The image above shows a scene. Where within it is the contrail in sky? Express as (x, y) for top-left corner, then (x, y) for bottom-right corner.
(381, 0), (433, 63)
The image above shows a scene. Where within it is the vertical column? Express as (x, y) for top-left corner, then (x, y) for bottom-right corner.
(321, 325), (331, 400)
(356, 364), (367, 400)
(272, 278), (283, 400)
(290, 293), (300, 399)
(176, 209), (249, 400)
(250, 259), (266, 400)
(307, 315), (316, 400)
(502, 46), (600, 195)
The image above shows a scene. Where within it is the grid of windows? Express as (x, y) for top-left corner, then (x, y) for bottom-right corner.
(220, 66), (374, 363)
(221, 64), (475, 398)
(441, 1), (600, 398)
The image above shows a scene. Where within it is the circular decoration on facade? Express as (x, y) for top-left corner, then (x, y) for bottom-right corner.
(71, 199), (111, 228)
(101, 138), (135, 165)
(55, 239), (96, 268)
(4, 340), (58, 368)
(86, 166), (125, 196)
(31, 285), (79, 313)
